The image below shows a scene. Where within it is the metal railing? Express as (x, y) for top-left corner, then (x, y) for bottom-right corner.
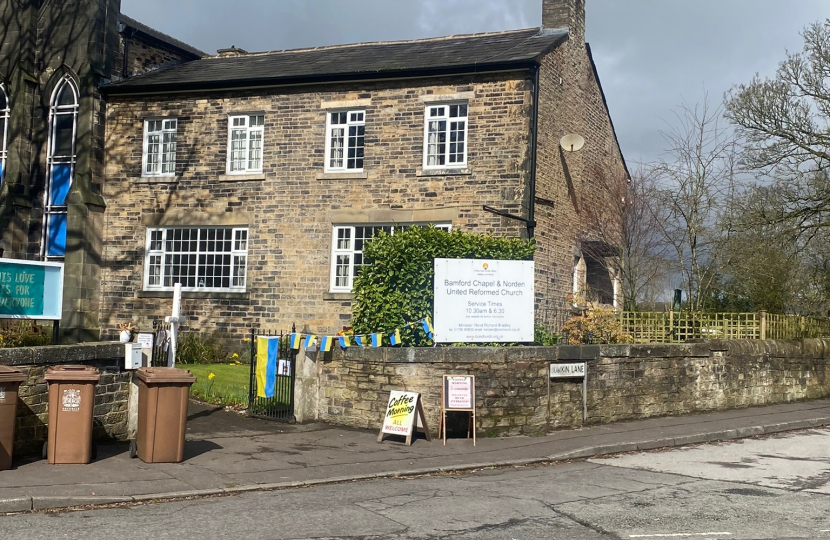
(248, 328), (296, 422)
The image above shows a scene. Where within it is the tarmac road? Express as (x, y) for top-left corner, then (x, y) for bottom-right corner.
(4, 428), (830, 539)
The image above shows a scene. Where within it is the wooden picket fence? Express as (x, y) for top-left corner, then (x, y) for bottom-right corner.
(618, 311), (830, 344)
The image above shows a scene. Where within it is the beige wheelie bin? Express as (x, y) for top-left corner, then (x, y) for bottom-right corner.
(131, 367), (196, 463)
(0, 366), (26, 470)
(44, 365), (100, 464)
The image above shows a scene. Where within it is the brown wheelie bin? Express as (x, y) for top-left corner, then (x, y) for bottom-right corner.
(0, 366), (27, 470)
(131, 367), (196, 463)
(44, 365), (100, 464)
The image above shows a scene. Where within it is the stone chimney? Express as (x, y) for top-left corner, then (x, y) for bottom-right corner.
(542, 0), (585, 44)
(216, 46), (249, 58)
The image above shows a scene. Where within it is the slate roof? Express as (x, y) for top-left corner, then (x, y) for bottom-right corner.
(103, 27), (568, 95)
(120, 14), (207, 59)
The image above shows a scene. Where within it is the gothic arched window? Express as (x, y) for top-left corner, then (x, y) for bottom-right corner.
(45, 75), (78, 258)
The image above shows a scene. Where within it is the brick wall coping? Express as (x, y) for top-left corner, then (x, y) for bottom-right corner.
(336, 339), (830, 364)
(0, 342), (124, 367)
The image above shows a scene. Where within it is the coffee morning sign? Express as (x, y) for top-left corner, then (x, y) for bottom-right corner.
(433, 258), (534, 342)
(381, 391), (418, 436)
(378, 390), (431, 446)
(0, 259), (64, 320)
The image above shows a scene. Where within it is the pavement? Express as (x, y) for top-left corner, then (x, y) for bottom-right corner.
(3, 398), (830, 514)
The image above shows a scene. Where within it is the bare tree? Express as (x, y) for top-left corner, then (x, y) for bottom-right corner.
(649, 97), (738, 312)
(581, 163), (670, 310)
(725, 20), (830, 240)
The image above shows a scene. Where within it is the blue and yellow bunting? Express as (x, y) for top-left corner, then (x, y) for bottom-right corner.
(282, 317), (435, 353)
(421, 317), (434, 339)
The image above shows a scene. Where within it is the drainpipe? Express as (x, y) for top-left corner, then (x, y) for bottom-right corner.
(527, 63), (541, 238)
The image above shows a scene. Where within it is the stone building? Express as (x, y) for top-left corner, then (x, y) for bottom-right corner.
(94, 0), (628, 341)
(0, 0), (203, 341)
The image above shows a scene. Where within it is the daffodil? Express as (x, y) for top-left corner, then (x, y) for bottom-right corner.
(232, 353), (239, 358)
(208, 373), (215, 380)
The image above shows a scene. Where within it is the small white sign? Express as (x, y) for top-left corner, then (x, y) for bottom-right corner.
(278, 359), (291, 376)
(446, 376), (473, 409)
(381, 391), (419, 436)
(433, 258), (534, 342)
(136, 333), (154, 349)
(0, 386), (5, 403)
(550, 362), (586, 378)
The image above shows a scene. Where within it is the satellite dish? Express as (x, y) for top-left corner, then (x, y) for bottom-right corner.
(560, 134), (585, 152)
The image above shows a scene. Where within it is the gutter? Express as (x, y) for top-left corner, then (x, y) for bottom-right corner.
(100, 62), (539, 97)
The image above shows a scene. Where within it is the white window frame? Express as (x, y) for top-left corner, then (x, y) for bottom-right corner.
(143, 227), (249, 292)
(329, 223), (452, 292)
(142, 118), (178, 177)
(324, 110), (365, 173)
(227, 114), (265, 174)
(0, 83), (8, 185)
(423, 102), (468, 170)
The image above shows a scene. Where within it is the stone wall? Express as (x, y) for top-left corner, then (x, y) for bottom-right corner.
(1, 343), (131, 456)
(311, 340), (830, 437)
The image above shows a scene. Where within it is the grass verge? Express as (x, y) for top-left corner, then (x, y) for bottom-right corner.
(184, 363), (250, 407)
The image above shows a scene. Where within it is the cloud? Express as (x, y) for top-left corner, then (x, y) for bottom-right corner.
(416, 0), (534, 36)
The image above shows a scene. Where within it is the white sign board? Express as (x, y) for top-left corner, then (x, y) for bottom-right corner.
(550, 362), (586, 378)
(445, 375), (473, 410)
(381, 391), (420, 436)
(433, 258), (534, 342)
(136, 333), (154, 349)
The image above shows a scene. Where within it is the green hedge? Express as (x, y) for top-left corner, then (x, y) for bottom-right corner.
(351, 226), (536, 346)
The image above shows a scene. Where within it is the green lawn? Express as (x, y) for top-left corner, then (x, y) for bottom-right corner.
(183, 363), (250, 407)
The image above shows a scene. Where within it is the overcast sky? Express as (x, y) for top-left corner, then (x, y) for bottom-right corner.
(120, 0), (829, 165)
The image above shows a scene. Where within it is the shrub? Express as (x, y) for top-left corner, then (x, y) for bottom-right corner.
(0, 321), (52, 348)
(176, 331), (229, 364)
(534, 324), (559, 346)
(560, 307), (631, 345)
(351, 226), (536, 346)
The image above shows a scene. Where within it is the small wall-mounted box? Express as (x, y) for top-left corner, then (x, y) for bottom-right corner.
(125, 343), (143, 370)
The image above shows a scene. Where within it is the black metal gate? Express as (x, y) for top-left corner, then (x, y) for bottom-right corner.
(248, 328), (296, 422)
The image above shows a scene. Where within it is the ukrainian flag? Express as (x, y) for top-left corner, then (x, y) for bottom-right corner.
(320, 336), (333, 352)
(421, 318), (434, 338)
(338, 335), (350, 349)
(256, 336), (279, 398)
(371, 333), (381, 348)
(354, 335), (365, 347)
(289, 333), (302, 349)
(389, 329), (401, 346)
(303, 334), (316, 349)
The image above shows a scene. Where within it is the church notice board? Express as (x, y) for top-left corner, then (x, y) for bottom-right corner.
(378, 390), (431, 446)
(439, 375), (476, 446)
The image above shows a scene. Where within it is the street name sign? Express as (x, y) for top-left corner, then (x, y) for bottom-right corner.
(549, 362), (586, 378)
